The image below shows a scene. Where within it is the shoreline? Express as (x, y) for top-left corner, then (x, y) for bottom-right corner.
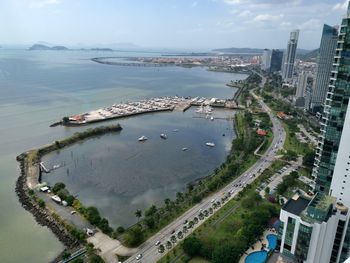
(15, 125), (123, 262)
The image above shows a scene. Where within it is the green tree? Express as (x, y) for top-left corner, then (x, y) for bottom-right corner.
(38, 198), (45, 208)
(182, 236), (202, 257)
(135, 209), (142, 221)
(88, 254), (104, 263)
(86, 206), (101, 225)
(52, 182), (65, 194)
(144, 205), (157, 217)
(212, 243), (242, 263)
(116, 226), (125, 234)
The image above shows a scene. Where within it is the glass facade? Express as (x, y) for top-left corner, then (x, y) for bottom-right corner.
(295, 224), (313, 261)
(313, 16), (350, 194)
(340, 222), (350, 263)
(283, 217), (296, 252)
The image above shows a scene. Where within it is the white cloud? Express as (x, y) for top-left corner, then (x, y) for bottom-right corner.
(299, 18), (322, 31)
(29, 0), (62, 8)
(253, 13), (284, 22)
(332, 0), (348, 11)
(223, 0), (244, 5)
(238, 10), (252, 17)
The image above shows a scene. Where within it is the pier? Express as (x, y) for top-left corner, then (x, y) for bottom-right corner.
(54, 96), (241, 127)
(40, 162), (50, 173)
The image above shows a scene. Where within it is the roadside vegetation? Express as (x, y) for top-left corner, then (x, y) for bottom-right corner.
(158, 170), (280, 263)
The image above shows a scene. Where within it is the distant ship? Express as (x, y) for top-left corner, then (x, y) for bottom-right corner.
(206, 142), (215, 147)
(160, 133), (168, 139)
(210, 116), (214, 121)
(182, 147), (188, 151)
(138, 136), (148, 141)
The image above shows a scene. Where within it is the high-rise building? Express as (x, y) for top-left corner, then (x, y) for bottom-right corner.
(282, 30), (300, 81)
(312, 20), (350, 195)
(295, 71), (314, 107)
(262, 49), (272, 71)
(310, 24), (338, 113)
(269, 49), (283, 73)
(277, 4), (350, 262)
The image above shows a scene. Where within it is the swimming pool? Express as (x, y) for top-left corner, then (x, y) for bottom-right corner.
(267, 234), (277, 250)
(245, 250), (268, 263)
(245, 234), (277, 263)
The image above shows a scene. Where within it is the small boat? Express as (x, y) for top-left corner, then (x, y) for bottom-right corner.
(138, 136), (148, 141)
(206, 142), (215, 147)
(52, 164), (60, 169)
(210, 116), (214, 121)
(173, 129), (179, 132)
(182, 147), (188, 151)
(160, 133), (167, 139)
(222, 133), (225, 136)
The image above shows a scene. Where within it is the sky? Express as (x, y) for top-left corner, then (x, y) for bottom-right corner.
(0, 0), (349, 51)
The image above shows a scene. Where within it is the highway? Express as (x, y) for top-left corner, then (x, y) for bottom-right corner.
(124, 88), (286, 263)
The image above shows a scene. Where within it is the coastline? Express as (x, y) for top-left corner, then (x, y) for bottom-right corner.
(14, 124), (122, 262)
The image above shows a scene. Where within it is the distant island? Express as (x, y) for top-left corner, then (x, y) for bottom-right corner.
(29, 44), (69, 51)
(28, 44), (115, 52)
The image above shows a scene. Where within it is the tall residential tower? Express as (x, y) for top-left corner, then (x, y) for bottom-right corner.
(310, 24), (338, 113)
(282, 30), (300, 81)
(277, 4), (350, 262)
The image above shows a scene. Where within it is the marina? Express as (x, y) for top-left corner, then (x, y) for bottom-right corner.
(55, 96), (239, 126)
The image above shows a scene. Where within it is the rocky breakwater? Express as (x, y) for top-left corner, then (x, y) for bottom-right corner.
(15, 152), (79, 249)
(14, 124), (123, 261)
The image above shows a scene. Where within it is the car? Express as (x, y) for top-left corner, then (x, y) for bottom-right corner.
(183, 220), (188, 225)
(211, 198), (216, 203)
(136, 254), (143, 260)
(155, 241), (161, 246)
(70, 210), (76, 215)
(170, 229), (175, 234)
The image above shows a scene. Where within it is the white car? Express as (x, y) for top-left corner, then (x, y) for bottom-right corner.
(136, 254), (143, 260)
(155, 241), (161, 246)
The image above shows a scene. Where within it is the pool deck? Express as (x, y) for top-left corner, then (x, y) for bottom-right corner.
(239, 229), (277, 263)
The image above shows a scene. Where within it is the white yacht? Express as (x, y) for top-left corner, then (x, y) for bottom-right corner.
(182, 147), (188, 151)
(206, 142), (215, 147)
(138, 136), (148, 141)
(210, 116), (214, 121)
(160, 133), (167, 139)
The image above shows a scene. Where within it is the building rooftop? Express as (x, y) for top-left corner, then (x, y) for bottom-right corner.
(282, 195), (311, 216)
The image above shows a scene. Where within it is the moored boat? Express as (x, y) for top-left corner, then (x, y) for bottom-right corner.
(138, 136), (148, 141)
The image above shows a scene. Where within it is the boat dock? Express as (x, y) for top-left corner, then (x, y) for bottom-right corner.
(54, 96), (241, 127)
(40, 162), (50, 173)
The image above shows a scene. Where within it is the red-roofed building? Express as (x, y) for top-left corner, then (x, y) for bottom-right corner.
(257, 129), (267, 136)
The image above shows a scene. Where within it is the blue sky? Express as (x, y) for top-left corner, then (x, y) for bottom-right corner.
(0, 0), (348, 51)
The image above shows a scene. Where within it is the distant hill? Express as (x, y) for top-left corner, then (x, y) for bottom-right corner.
(298, 48), (319, 61)
(212, 47), (264, 54)
(90, 48), (113, 51)
(212, 47), (312, 55)
(29, 44), (68, 51)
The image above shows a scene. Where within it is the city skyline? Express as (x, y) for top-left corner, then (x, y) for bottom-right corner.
(0, 0), (349, 50)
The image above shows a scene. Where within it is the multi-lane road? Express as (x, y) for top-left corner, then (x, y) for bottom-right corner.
(124, 90), (286, 263)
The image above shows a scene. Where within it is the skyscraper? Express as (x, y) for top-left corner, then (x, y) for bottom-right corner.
(277, 4), (350, 262)
(269, 49), (283, 73)
(295, 71), (314, 107)
(282, 30), (300, 81)
(312, 19), (350, 194)
(310, 24), (338, 113)
(262, 49), (272, 71)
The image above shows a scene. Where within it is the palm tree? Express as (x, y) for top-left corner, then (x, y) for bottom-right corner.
(176, 192), (183, 202)
(135, 209), (142, 221)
